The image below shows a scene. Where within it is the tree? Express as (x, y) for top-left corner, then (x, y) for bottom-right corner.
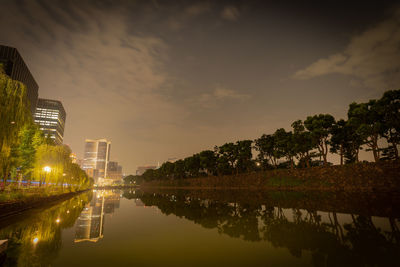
(174, 159), (186, 179)
(215, 143), (238, 175)
(0, 66), (31, 184)
(124, 174), (143, 185)
(378, 89), (400, 160)
(348, 101), (384, 162)
(184, 154), (201, 177)
(254, 134), (280, 169)
(273, 128), (295, 169)
(235, 140), (253, 173)
(304, 114), (335, 165)
(159, 161), (175, 179)
(142, 169), (158, 181)
(17, 124), (44, 180)
(330, 119), (348, 165)
(291, 120), (314, 168)
(199, 150), (218, 176)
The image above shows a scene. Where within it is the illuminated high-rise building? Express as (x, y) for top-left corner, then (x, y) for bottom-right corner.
(83, 139), (111, 182)
(0, 45), (39, 114)
(34, 98), (66, 145)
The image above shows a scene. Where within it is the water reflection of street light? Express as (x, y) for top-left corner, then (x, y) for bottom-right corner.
(33, 237), (39, 244)
(56, 218), (61, 224)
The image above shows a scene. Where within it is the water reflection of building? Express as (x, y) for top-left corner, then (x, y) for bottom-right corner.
(74, 190), (120, 243)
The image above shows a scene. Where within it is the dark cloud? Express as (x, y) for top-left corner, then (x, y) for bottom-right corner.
(221, 6), (240, 21)
(294, 7), (400, 91)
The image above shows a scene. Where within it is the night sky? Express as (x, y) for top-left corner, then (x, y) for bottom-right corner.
(1, 0), (399, 174)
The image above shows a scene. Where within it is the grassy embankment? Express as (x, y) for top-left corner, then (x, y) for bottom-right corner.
(141, 160), (400, 192)
(0, 186), (88, 204)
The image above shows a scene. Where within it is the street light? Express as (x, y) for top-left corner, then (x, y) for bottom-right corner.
(42, 166), (51, 187)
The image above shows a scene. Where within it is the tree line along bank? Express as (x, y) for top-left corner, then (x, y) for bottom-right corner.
(125, 89), (399, 184)
(0, 64), (93, 190)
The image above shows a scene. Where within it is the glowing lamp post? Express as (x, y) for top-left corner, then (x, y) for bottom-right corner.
(62, 173), (66, 189)
(41, 166), (51, 187)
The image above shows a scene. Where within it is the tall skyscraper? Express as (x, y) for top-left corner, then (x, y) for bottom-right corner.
(0, 45), (39, 114)
(34, 98), (66, 145)
(83, 139), (111, 182)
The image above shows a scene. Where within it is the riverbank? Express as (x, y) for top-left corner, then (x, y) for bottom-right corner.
(95, 185), (139, 190)
(0, 189), (89, 219)
(141, 160), (400, 192)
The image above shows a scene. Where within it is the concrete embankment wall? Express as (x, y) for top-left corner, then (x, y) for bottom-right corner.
(141, 161), (400, 192)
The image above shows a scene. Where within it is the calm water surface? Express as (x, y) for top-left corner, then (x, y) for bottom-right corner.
(0, 189), (399, 266)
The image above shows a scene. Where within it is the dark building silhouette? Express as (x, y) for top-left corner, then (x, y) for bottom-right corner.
(0, 45), (39, 114)
(107, 161), (123, 180)
(34, 98), (66, 145)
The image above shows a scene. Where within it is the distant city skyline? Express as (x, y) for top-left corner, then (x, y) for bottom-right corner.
(1, 1), (399, 174)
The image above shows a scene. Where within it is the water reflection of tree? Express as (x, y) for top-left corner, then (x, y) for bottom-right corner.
(0, 192), (92, 266)
(136, 191), (400, 266)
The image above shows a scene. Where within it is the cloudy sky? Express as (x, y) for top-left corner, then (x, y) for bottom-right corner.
(1, 0), (399, 174)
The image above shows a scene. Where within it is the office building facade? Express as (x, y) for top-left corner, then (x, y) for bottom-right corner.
(107, 161), (123, 180)
(83, 139), (111, 182)
(0, 45), (39, 114)
(34, 98), (66, 145)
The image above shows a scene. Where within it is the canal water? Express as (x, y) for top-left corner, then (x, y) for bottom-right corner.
(0, 189), (399, 266)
